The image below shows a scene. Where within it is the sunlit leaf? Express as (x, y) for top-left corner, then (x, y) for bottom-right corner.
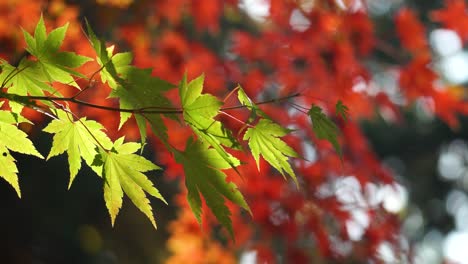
(43, 110), (113, 188)
(23, 16), (91, 87)
(0, 108), (43, 197)
(98, 137), (166, 228)
(243, 119), (298, 184)
(0, 60), (57, 113)
(237, 85), (267, 121)
(180, 74), (239, 169)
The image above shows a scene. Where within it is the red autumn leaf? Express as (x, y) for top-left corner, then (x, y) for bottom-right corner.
(395, 8), (428, 53)
(431, 0), (468, 42)
(191, 1), (223, 33)
(399, 55), (437, 100)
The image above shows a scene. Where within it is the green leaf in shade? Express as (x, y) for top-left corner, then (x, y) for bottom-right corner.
(0, 107), (43, 197)
(335, 100), (349, 121)
(179, 74), (239, 169)
(99, 137), (166, 228)
(43, 110), (113, 188)
(84, 19), (104, 60)
(22, 16), (91, 87)
(243, 119), (298, 184)
(174, 139), (250, 238)
(110, 67), (175, 144)
(308, 105), (342, 157)
(99, 48), (133, 89)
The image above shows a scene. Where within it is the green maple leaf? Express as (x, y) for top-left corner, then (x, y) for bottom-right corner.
(335, 100), (349, 121)
(110, 67), (175, 143)
(0, 112), (43, 159)
(0, 60), (58, 113)
(86, 22), (175, 144)
(0, 147), (20, 197)
(85, 20), (127, 90)
(22, 16), (91, 87)
(237, 85), (268, 121)
(180, 74), (239, 169)
(0, 104), (43, 197)
(85, 20), (111, 69)
(43, 110), (113, 188)
(174, 139), (250, 237)
(238, 86), (299, 182)
(308, 105), (342, 156)
(98, 47), (133, 89)
(237, 86), (255, 110)
(243, 119), (298, 184)
(97, 137), (166, 228)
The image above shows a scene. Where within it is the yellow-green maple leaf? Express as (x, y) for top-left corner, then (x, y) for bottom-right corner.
(43, 110), (112, 188)
(98, 137), (166, 228)
(243, 119), (299, 184)
(0, 104), (43, 197)
(22, 16), (91, 87)
(180, 74), (239, 169)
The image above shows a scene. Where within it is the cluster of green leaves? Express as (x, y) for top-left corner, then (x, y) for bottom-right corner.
(0, 17), (348, 236)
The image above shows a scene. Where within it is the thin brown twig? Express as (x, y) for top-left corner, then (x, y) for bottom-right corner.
(219, 111), (253, 127)
(71, 64), (106, 99)
(2, 92), (302, 115)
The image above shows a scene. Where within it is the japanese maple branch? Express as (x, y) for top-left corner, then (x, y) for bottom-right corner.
(0, 92), (302, 114)
(221, 92), (301, 111)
